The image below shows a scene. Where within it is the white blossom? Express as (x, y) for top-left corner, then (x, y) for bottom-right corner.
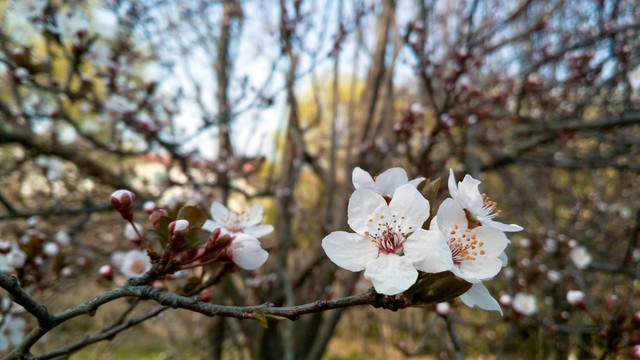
(352, 167), (425, 198)
(227, 233), (269, 270)
(111, 250), (151, 278)
(512, 293), (537, 316)
(570, 246), (592, 269)
(124, 222), (144, 242)
(447, 169), (522, 232)
(202, 202), (273, 238)
(566, 290), (586, 306)
(0, 314), (26, 352)
(322, 184), (445, 295)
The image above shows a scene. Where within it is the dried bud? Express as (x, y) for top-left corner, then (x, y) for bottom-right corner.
(169, 220), (191, 252)
(566, 290), (586, 309)
(99, 264), (113, 280)
(110, 190), (135, 221)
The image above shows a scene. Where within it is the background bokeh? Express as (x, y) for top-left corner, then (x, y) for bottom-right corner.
(1, 0), (639, 359)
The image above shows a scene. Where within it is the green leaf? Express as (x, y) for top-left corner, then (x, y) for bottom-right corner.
(404, 271), (472, 305)
(177, 205), (208, 229)
(421, 177), (441, 229)
(266, 314), (289, 321)
(253, 309), (268, 328)
(150, 216), (172, 249)
(183, 229), (209, 250)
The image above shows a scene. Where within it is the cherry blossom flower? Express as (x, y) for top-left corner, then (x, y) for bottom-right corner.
(227, 234), (269, 270)
(322, 184), (448, 295)
(570, 246), (592, 269)
(202, 202), (273, 238)
(111, 250), (151, 278)
(566, 290), (586, 307)
(512, 293), (537, 316)
(0, 314), (26, 352)
(0, 246), (27, 273)
(352, 167), (425, 198)
(447, 169), (522, 232)
(428, 199), (509, 284)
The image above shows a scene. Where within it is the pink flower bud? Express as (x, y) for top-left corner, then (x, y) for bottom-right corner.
(566, 290), (586, 308)
(150, 209), (169, 230)
(110, 190), (135, 220)
(631, 345), (640, 359)
(198, 289), (212, 302)
(143, 201), (156, 213)
(633, 311), (640, 326)
(99, 264), (113, 280)
(0, 240), (12, 254)
(152, 280), (166, 289)
(169, 220), (191, 252)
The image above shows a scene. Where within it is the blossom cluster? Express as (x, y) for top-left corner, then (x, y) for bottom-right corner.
(322, 167), (522, 312)
(107, 190), (272, 281)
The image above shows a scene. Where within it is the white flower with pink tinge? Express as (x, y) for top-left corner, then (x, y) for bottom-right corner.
(202, 202), (273, 238)
(421, 198), (509, 313)
(111, 250), (151, 278)
(448, 169), (522, 232)
(322, 184), (448, 295)
(227, 233), (269, 270)
(352, 167), (425, 198)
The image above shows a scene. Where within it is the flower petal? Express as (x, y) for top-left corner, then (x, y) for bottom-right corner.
(388, 184), (430, 231)
(459, 282), (502, 314)
(348, 189), (388, 235)
(322, 231), (378, 272)
(244, 224), (274, 238)
(408, 177), (426, 187)
(364, 254), (417, 295)
(210, 202), (230, 224)
(246, 205), (264, 226)
(405, 229), (454, 273)
(375, 168), (409, 196)
(457, 255), (504, 282)
(435, 198), (468, 232)
(231, 236), (268, 270)
(448, 168), (459, 198)
(480, 217), (523, 232)
(202, 219), (224, 232)
(352, 167), (376, 191)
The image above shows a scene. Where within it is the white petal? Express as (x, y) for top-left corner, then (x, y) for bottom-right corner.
(405, 229), (454, 273)
(244, 224), (274, 238)
(246, 205), (264, 226)
(364, 254), (417, 295)
(210, 202), (230, 223)
(480, 217), (523, 232)
(322, 231), (378, 272)
(458, 174), (483, 207)
(388, 184), (430, 231)
(499, 251), (508, 267)
(459, 282), (502, 314)
(447, 168), (459, 198)
(352, 167), (376, 191)
(457, 255), (504, 282)
(375, 168), (409, 196)
(348, 189), (388, 235)
(473, 226), (509, 254)
(231, 238), (268, 270)
(435, 198), (468, 232)
(408, 177), (426, 187)
(202, 219), (224, 232)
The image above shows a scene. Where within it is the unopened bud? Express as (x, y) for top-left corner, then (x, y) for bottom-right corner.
(110, 190), (135, 221)
(60, 267), (73, 277)
(566, 290), (586, 308)
(169, 220), (191, 252)
(198, 289), (212, 302)
(631, 345), (640, 359)
(152, 280), (166, 289)
(0, 241), (12, 254)
(633, 311), (640, 326)
(435, 302), (451, 315)
(149, 209), (169, 230)
(205, 229), (232, 253)
(99, 264), (113, 280)
(143, 201), (156, 213)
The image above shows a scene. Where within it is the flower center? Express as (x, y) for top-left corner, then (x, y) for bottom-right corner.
(448, 224), (485, 265)
(365, 215), (410, 255)
(129, 259), (148, 275)
(222, 212), (249, 233)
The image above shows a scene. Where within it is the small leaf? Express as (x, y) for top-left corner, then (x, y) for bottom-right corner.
(183, 229), (209, 250)
(177, 206), (208, 229)
(266, 314), (289, 321)
(404, 271), (472, 305)
(150, 216), (172, 249)
(421, 177), (441, 229)
(253, 309), (268, 328)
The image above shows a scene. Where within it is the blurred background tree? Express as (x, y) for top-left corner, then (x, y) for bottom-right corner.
(0, 0), (639, 359)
